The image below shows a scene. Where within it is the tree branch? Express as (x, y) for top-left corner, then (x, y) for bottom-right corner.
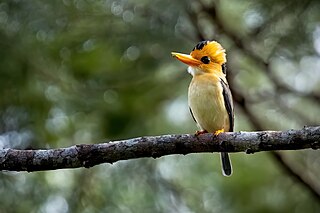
(0, 126), (319, 172)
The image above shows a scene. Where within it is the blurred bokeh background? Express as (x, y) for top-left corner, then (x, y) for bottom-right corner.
(0, 0), (320, 212)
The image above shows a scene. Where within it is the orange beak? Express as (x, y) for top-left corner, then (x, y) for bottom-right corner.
(171, 52), (201, 67)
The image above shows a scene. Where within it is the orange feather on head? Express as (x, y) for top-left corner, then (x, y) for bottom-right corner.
(190, 41), (226, 65)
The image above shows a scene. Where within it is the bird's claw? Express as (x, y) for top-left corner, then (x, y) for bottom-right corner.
(214, 129), (225, 135)
(195, 130), (208, 136)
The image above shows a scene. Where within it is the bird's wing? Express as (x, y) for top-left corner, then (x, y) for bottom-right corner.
(220, 78), (234, 132)
(189, 107), (197, 123)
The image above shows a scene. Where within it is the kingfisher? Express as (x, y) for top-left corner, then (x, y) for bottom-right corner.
(172, 40), (234, 176)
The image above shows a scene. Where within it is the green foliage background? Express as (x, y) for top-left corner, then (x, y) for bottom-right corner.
(0, 0), (320, 212)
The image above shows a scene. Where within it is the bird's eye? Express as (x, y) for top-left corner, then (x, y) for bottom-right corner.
(201, 56), (210, 64)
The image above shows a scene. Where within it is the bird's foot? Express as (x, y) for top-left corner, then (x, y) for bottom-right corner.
(214, 129), (225, 135)
(195, 130), (208, 136)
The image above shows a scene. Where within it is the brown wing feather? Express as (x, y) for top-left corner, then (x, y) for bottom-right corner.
(220, 79), (234, 132)
(189, 107), (197, 123)
(220, 78), (234, 176)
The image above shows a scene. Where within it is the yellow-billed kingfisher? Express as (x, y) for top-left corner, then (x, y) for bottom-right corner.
(172, 40), (234, 176)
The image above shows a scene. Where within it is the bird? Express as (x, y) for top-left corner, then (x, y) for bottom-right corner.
(171, 40), (234, 176)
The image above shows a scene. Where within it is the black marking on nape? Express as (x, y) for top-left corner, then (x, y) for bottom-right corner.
(193, 40), (209, 51)
(222, 63), (227, 74)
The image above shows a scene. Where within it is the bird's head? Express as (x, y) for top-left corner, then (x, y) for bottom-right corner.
(172, 40), (226, 76)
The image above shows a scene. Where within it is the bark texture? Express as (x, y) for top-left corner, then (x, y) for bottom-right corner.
(0, 126), (319, 172)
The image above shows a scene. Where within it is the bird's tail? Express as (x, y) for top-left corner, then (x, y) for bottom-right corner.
(220, 152), (232, 176)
